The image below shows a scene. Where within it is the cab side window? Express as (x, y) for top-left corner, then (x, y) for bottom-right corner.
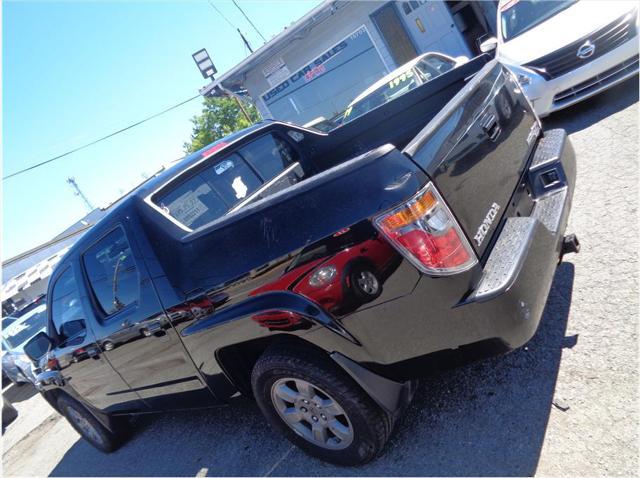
(83, 227), (139, 317)
(155, 134), (303, 229)
(51, 268), (86, 343)
(237, 134), (297, 181)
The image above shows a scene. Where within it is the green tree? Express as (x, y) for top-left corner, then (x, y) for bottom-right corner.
(183, 96), (261, 153)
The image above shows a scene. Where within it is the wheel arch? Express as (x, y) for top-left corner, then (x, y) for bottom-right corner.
(215, 334), (336, 398)
(215, 333), (413, 418)
(44, 388), (121, 434)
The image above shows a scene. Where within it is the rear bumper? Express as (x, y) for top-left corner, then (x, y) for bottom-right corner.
(338, 129), (576, 381)
(450, 129), (575, 349)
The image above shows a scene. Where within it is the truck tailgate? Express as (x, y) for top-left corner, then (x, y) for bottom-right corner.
(403, 60), (540, 257)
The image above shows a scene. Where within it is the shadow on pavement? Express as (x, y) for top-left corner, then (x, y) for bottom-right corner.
(544, 77), (639, 134)
(48, 263), (575, 477)
(2, 382), (38, 404)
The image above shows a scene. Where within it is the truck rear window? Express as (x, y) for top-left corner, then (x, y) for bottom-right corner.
(155, 134), (303, 229)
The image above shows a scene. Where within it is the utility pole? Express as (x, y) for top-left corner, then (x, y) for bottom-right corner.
(67, 177), (94, 213)
(231, 93), (253, 123)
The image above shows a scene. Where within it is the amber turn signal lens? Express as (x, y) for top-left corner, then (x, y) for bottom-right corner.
(380, 191), (437, 231)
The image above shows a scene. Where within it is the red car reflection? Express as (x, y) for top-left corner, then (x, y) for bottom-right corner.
(250, 232), (398, 330)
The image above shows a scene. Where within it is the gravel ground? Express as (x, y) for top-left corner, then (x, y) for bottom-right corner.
(2, 78), (638, 477)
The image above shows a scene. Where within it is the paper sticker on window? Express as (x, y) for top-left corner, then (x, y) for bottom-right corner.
(215, 160), (234, 175)
(169, 190), (208, 225)
(232, 176), (248, 199)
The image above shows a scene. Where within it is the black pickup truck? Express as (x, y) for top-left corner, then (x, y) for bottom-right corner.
(25, 55), (578, 465)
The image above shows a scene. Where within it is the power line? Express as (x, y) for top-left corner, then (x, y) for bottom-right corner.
(232, 0), (267, 43)
(207, 1), (254, 54)
(3, 94), (201, 181)
(207, 0), (237, 31)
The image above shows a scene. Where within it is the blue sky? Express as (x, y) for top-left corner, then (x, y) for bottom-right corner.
(2, 0), (320, 259)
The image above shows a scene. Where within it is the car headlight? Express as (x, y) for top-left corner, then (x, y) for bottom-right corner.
(516, 73), (531, 86)
(308, 265), (337, 287)
(502, 62), (540, 87)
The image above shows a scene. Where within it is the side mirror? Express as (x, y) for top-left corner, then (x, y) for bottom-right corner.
(23, 331), (53, 362)
(480, 37), (498, 53)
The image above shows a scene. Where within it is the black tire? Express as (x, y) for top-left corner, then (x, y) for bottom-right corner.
(57, 394), (128, 453)
(348, 264), (382, 304)
(2, 400), (18, 426)
(251, 343), (391, 466)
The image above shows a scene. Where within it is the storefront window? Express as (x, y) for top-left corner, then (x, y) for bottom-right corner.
(261, 26), (388, 128)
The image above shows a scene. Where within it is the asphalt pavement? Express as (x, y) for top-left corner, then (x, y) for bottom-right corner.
(2, 77), (638, 477)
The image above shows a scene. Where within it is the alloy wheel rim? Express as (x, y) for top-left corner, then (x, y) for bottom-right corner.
(270, 378), (354, 450)
(357, 270), (379, 295)
(67, 406), (103, 446)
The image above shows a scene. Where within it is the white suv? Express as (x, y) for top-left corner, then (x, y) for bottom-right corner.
(482, 0), (639, 117)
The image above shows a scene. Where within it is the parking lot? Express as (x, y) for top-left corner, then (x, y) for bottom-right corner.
(3, 78), (638, 477)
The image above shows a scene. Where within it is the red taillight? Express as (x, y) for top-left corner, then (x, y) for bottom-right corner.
(373, 182), (477, 275)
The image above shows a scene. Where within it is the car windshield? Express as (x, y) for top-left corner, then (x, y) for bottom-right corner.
(500, 0), (577, 41)
(343, 68), (418, 124)
(3, 309), (47, 349)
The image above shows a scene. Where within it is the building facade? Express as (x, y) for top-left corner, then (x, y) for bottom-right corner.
(215, 0), (497, 126)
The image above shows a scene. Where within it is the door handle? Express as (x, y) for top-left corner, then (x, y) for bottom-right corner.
(481, 113), (501, 141)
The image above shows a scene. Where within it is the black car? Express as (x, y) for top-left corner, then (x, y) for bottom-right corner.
(25, 56), (578, 465)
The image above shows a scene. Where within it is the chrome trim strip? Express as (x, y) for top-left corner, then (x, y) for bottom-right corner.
(550, 62), (639, 113)
(554, 58), (639, 101)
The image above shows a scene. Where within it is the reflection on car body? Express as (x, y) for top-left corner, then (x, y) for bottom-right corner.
(249, 222), (400, 330)
(2, 304), (48, 384)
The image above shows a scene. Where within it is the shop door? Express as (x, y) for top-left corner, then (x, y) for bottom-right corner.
(398, 1), (471, 57)
(371, 2), (417, 66)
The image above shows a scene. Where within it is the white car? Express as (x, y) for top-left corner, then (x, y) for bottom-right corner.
(2, 304), (48, 385)
(481, 0), (639, 117)
(341, 52), (468, 124)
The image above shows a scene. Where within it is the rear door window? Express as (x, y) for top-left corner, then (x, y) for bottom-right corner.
(155, 134), (301, 229)
(82, 227), (139, 317)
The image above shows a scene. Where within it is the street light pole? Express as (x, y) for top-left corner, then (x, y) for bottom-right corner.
(193, 48), (253, 124)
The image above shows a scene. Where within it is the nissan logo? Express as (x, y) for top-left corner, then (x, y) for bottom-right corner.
(577, 40), (596, 59)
